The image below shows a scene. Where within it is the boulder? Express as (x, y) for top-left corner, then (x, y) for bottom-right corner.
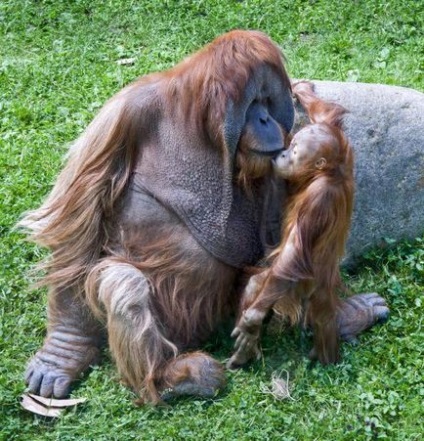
(294, 81), (424, 261)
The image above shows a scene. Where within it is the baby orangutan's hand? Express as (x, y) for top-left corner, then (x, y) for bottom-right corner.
(226, 308), (266, 369)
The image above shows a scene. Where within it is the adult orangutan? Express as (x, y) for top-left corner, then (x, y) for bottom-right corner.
(228, 81), (354, 368)
(21, 31), (388, 404)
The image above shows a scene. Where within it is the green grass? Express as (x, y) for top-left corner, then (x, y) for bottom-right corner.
(1, 0), (423, 440)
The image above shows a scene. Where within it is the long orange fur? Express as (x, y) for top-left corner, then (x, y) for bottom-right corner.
(20, 31), (292, 403)
(232, 82), (354, 365)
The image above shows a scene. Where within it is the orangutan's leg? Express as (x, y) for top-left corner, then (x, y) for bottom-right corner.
(97, 260), (225, 404)
(337, 293), (389, 343)
(25, 287), (103, 398)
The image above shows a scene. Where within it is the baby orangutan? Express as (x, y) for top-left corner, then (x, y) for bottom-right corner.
(228, 81), (354, 368)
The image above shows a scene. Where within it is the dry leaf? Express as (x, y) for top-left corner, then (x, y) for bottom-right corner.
(21, 394), (87, 418)
(270, 375), (292, 400)
(260, 371), (294, 401)
(21, 395), (63, 418)
(29, 394), (87, 407)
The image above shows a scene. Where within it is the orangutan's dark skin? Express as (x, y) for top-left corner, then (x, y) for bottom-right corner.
(21, 33), (389, 404)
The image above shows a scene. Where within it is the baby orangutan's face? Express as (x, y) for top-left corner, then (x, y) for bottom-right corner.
(274, 124), (329, 179)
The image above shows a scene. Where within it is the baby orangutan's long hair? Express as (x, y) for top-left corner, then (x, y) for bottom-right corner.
(272, 82), (354, 363)
(228, 81), (354, 367)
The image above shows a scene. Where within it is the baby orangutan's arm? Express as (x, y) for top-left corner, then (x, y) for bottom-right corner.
(226, 272), (267, 369)
(227, 239), (298, 369)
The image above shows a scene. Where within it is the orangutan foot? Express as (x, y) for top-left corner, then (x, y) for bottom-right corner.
(337, 292), (389, 343)
(292, 80), (315, 96)
(159, 352), (226, 401)
(25, 328), (100, 397)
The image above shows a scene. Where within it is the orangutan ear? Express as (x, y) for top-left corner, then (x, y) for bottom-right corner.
(315, 157), (327, 169)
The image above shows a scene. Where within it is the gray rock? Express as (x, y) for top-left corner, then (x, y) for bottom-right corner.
(294, 81), (424, 261)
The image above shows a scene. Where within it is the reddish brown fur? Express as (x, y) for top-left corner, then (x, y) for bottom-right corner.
(163, 30), (291, 138)
(20, 30), (292, 403)
(20, 31), (387, 401)
(21, 30), (290, 294)
(229, 82), (354, 366)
